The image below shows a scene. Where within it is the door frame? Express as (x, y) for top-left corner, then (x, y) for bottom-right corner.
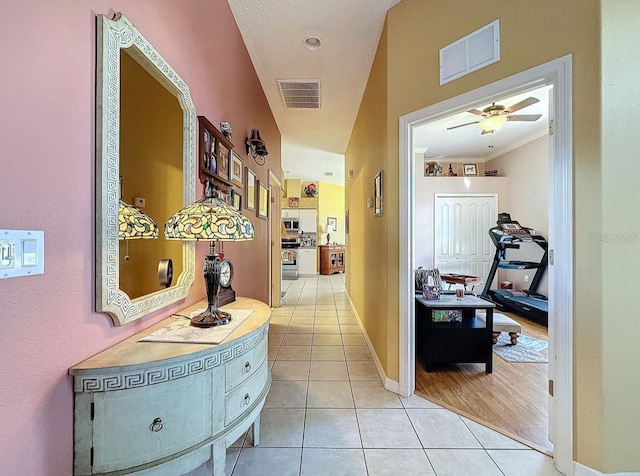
(398, 56), (573, 474)
(269, 170), (282, 308)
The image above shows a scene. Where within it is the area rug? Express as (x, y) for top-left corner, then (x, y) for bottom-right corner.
(493, 333), (548, 363)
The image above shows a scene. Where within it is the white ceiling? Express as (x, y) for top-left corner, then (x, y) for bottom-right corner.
(228, 1), (549, 185)
(228, 0), (400, 185)
(414, 85), (551, 162)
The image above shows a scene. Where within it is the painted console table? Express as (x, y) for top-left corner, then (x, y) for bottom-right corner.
(69, 297), (271, 476)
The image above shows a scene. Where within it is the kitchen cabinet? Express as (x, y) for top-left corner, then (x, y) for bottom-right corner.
(298, 248), (317, 275)
(298, 209), (317, 234)
(282, 208), (299, 219)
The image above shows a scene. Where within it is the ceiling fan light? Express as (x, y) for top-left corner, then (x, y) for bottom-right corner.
(479, 114), (507, 132)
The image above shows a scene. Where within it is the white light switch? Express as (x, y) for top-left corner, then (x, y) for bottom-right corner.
(0, 230), (44, 279)
(22, 239), (38, 267)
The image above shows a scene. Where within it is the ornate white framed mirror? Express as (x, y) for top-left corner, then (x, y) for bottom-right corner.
(96, 13), (196, 326)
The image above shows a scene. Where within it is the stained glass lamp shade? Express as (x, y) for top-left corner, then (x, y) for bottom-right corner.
(118, 200), (159, 240)
(118, 200), (158, 261)
(164, 185), (254, 327)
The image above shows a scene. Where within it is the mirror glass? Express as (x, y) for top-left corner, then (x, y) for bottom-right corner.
(119, 50), (184, 299)
(96, 13), (196, 326)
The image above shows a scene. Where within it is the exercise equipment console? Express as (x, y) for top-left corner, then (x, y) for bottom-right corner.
(481, 213), (548, 325)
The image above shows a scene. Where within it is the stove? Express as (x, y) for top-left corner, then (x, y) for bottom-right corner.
(281, 237), (300, 280)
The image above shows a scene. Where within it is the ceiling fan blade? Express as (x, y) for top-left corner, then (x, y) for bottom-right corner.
(507, 114), (542, 122)
(505, 97), (539, 113)
(467, 109), (484, 116)
(446, 121), (479, 130)
(481, 129), (492, 135)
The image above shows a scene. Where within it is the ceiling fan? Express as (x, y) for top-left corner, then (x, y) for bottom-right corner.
(447, 97), (542, 134)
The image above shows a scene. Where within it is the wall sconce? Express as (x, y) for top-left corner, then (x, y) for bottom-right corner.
(245, 128), (268, 166)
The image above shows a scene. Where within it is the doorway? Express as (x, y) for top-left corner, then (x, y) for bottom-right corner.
(398, 56), (573, 474)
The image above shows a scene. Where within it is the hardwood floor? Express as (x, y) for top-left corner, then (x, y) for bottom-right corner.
(415, 311), (552, 454)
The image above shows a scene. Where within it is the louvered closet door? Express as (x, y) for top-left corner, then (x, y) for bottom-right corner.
(434, 194), (497, 282)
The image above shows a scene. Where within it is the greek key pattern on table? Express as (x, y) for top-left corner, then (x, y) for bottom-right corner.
(73, 326), (267, 392)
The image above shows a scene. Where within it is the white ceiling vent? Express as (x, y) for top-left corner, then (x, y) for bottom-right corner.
(277, 80), (321, 109)
(439, 20), (500, 85)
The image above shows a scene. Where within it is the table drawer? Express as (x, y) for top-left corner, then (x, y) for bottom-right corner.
(225, 336), (267, 391)
(225, 361), (268, 425)
(91, 371), (212, 474)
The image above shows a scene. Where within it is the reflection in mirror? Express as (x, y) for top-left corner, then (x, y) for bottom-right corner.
(119, 50), (184, 299)
(96, 13), (196, 325)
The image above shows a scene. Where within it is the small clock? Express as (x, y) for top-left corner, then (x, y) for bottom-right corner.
(158, 259), (173, 288)
(217, 258), (236, 306)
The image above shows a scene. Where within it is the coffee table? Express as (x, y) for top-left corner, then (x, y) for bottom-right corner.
(415, 293), (495, 373)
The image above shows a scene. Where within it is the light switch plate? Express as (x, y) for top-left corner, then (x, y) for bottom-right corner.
(0, 230), (44, 279)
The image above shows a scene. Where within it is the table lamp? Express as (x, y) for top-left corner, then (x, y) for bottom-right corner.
(164, 182), (254, 328)
(118, 199), (159, 260)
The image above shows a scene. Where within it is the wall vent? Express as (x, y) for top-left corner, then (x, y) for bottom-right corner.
(277, 80), (321, 109)
(439, 20), (500, 85)
(323, 171), (334, 177)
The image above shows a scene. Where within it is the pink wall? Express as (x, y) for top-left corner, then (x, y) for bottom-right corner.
(0, 1), (279, 474)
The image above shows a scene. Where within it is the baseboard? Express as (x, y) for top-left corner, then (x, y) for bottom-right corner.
(345, 291), (401, 395)
(574, 462), (640, 476)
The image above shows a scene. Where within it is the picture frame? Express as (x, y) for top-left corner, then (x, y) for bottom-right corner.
(245, 167), (256, 211)
(327, 216), (337, 232)
(463, 163), (478, 176)
(230, 152), (243, 188)
(257, 180), (269, 220)
(345, 209), (350, 235)
(374, 170), (383, 217)
(198, 115), (234, 184)
(288, 197), (299, 208)
(217, 142), (230, 181)
(231, 189), (242, 211)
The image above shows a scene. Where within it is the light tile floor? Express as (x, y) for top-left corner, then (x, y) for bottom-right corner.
(226, 275), (563, 476)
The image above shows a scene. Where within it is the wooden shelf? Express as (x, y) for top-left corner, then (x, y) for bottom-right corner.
(198, 115), (235, 187)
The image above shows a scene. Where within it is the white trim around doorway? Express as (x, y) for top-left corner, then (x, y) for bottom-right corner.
(398, 55), (573, 474)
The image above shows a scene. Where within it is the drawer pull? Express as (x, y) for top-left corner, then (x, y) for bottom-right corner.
(149, 417), (163, 432)
(244, 393), (251, 406)
(244, 362), (252, 373)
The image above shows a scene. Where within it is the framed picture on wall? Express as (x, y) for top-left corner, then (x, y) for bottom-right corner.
(327, 216), (337, 232)
(257, 180), (269, 220)
(230, 152), (243, 187)
(231, 189), (242, 211)
(345, 209), (350, 235)
(374, 170), (383, 217)
(218, 142), (230, 181)
(463, 163), (478, 176)
(245, 167), (256, 211)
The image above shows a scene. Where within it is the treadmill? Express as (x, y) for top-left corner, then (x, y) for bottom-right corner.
(481, 213), (548, 325)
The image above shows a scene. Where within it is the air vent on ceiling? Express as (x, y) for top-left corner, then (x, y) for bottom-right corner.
(323, 172), (333, 177)
(277, 79), (321, 109)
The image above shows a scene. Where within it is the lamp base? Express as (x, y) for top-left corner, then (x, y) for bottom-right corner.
(190, 304), (232, 328)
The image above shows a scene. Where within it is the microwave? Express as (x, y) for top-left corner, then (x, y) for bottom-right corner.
(282, 218), (300, 232)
